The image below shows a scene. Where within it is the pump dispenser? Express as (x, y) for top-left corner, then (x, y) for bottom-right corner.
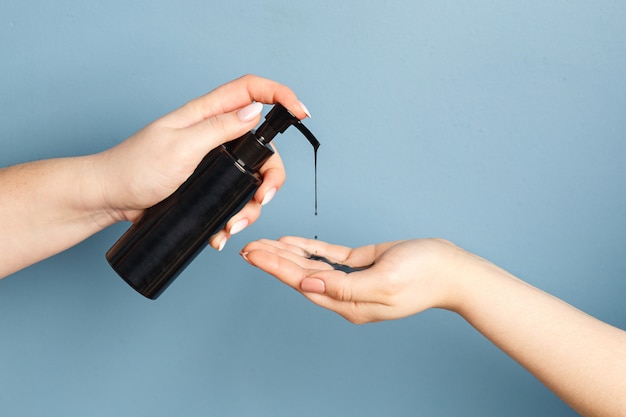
(106, 103), (320, 299)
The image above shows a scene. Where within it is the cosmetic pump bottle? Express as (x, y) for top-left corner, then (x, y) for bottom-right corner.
(106, 103), (320, 299)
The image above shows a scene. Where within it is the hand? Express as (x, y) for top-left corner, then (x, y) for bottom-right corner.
(241, 236), (465, 323)
(242, 239), (626, 416)
(92, 74), (310, 250)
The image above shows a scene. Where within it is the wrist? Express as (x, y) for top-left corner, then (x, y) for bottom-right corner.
(428, 240), (492, 315)
(75, 153), (123, 230)
(444, 245), (513, 319)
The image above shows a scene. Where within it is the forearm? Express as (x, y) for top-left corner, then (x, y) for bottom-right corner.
(453, 252), (626, 416)
(0, 155), (114, 278)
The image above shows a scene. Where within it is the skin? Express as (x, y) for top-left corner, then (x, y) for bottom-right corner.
(241, 236), (626, 417)
(0, 74), (309, 278)
(3, 72), (623, 416)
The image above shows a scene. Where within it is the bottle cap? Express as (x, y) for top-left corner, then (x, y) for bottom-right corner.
(228, 103), (320, 172)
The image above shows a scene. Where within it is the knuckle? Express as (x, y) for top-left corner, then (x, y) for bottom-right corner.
(343, 303), (372, 325)
(334, 284), (353, 303)
(206, 114), (228, 133)
(379, 270), (402, 299)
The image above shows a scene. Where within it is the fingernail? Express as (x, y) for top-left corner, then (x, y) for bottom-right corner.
(229, 218), (249, 235)
(301, 278), (325, 294)
(239, 251), (249, 262)
(298, 101), (312, 118)
(218, 236), (228, 252)
(261, 187), (277, 206)
(237, 102), (263, 122)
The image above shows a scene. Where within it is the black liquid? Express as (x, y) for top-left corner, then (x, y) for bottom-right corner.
(313, 144), (318, 241)
(314, 146), (318, 216)
(308, 255), (370, 274)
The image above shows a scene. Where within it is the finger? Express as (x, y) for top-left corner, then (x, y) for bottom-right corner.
(342, 242), (401, 267)
(244, 238), (388, 304)
(280, 237), (402, 268)
(207, 198), (263, 251)
(175, 102), (264, 164)
(244, 238), (324, 262)
(254, 150), (285, 206)
(278, 236), (351, 257)
(301, 266), (393, 305)
(208, 231), (228, 252)
(297, 270), (392, 324)
(301, 291), (391, 325)
(162, 74), (309, 128)
(242, 239), (334, 271)
(242, 248), (313, 290)
(277, 236), (362, 266)
(241, 240), (391, 324)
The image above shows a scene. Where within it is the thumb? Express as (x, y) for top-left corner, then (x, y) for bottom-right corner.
(302, 268), (384, 304)
(179, 102), (264, 159)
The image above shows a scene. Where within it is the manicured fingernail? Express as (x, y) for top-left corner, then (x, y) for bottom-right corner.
(237, 102), (263, 122)
(229, 219), (249, 235)
(301, 278), (325, 294)
(240, 251), (250, 262)
(261, 188), (277, 206)
(218, 236), (228, 252)
(298, 101), (312, 118)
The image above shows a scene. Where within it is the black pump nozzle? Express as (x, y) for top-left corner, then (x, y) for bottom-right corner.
(228, 103), (320, 172)
(255, 104), (321, 216)
(256, 103), (320, 150)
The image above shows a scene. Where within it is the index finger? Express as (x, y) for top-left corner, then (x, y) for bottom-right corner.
(277, 236), (354, 263)
(163, 74), (308, 128)
(278, 236), (394, 269)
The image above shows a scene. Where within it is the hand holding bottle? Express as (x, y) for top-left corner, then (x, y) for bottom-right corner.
(96, 74), (310, 251)
(0, 74), (309, 279)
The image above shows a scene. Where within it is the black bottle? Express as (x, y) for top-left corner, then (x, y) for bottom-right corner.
(106, 104), (320, 299)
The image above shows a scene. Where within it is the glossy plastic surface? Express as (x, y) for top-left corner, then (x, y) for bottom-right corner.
(106, 144), (263, 299)
(106, 103), (319, 299)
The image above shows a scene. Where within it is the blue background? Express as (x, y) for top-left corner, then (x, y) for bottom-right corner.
(1, 1), (625, 416)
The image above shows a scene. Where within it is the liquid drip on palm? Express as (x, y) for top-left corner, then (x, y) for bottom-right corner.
(308, 254), (371, 273)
